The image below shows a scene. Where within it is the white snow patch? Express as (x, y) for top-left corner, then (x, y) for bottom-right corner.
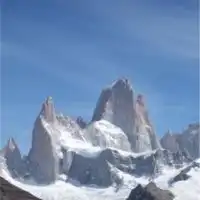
(84, 120), (131, 151)
(1, 155), (200, 200)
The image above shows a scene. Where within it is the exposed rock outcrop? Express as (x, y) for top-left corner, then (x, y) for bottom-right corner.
(0, 176), (41, 200)
(160, 131), (179, 153)
(0, 138), (23, 177)
(62, 148), (190, 187)
(134, 94), (161, 152)
(169, 160), (200, 185)
(92, 79), (136, 149)
(76, 116), (87, 129)
(161, 123), (200, 159)
(126, 182), (174, 200)
(40, 96), (56, 123)
(92, 78), (161, 152)
(28, 97), (59, 183)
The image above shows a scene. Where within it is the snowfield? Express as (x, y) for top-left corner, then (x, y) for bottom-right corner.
(1, 157), (200, 200)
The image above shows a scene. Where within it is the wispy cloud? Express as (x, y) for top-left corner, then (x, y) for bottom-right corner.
(88, 1), (198, 60)
(1, 0), (199, 149)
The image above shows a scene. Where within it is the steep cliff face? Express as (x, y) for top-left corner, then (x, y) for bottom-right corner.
(134, 95), (161, 152)
(92, 79), (136, 151)
(161, 123), (200, 159)
(178, 123), (200, 159)
(160, 131), (180, 153)
(92, 78), (161, 152)
(28, 97), (59, 183)
(0, 138), (23, 177)
(39, 96), (56, 123)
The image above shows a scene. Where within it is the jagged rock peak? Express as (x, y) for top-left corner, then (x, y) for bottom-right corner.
(39, 96), (56, 123)
(160, 123), (200, 159)
(28, 96), (59, 183)
(136, 94), (145, 106)
(92, 78), (161, 153)
(0, 138), (23, 178)
(28, 113), (59, 183)
(166, 129), (172, 135)
(0, 137), (20, 157)
(111, 77), (132, 90)
(92, 78), (135, 150)
(76, 116), (87, 129)
(126, 182), (174, 200)
(7, 138), (18, 152)
(0, 138), (20, 156)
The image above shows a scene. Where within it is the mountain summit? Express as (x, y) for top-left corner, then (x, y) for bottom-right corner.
(40, 96), (56, 123)
(28, 97), (59, 183)
(0, 78), (199, 200)
(92, 78), (161, 152)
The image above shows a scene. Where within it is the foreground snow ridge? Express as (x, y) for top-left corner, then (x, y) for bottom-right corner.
(1, 158), (200, 200)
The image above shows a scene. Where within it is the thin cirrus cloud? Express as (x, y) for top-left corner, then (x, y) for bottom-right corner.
(88, 0), (198, 60)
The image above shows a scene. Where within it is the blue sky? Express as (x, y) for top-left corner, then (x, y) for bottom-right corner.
(1, 0), (199, 154)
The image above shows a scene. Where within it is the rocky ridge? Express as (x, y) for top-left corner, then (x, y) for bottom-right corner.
(0, 78), (199, 187)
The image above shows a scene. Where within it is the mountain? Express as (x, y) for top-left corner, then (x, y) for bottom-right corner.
(92, 78), (161, 152)
(0, 78), (199, 200)
(24, 79), (163, 184)
(76, 116), (87, 129)
(161, 123), (200, 159)
(0, 138), (23, 177)
(28, 96), (59, 183)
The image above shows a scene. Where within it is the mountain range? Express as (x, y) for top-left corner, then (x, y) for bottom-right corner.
(0, 78), (199, 200)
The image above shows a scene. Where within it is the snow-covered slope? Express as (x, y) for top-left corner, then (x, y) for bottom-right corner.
(0, 157), (200, 200)
(170, 160), (200, 200)
(84, 120), (131, 151)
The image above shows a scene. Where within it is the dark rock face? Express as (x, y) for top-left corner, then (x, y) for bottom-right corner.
(161, 123), (200, 159)
(126, 182), (174, 200)
(67, 149), (122, 187)
(76, 116), (87, 129)
(39, 96), (56, 123)
(92, 78), (161, 153)
(28, 117), (59, 183)
(92, 79), (136, 150)
(28, 97), (59, 183)
(169, 161), (200, 185)
(160, 131), (179, 153)
(160, 149), (193, 168)
(65, 148), (189, 187)
(0, 138), (23, 177)
(170, 172), (191, 185)
(0, 176), (41, 200)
